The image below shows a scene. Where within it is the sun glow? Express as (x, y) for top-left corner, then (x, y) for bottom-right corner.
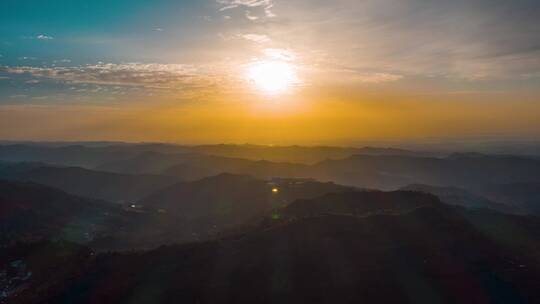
(246, 60), (299, 95)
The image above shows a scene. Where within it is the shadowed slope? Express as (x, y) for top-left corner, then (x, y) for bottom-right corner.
(41, 191), (540, 304)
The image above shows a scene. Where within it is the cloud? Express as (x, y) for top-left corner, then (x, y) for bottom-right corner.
(53, 59), (72, 64)
(36, 34), (53, 40)
(247, 0), (540, 81)
(245, 11), (258, 20)
(218, 0), (271, 10)
(262, 48), (295, 61)
(1, 63), (214, 90)
(240, 34), (271, 43)
(217, 0), (275, 17)
(355, 73), (403, 84)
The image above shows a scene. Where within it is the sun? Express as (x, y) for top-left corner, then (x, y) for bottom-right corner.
(246, 60), (299, 95)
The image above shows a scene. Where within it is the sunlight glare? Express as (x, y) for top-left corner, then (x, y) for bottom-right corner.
(247, 60), (299, 95)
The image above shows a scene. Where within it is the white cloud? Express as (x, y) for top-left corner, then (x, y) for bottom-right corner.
(217, 0), (275, 17)
(245, 11), (258, 20)
(1, 63), (219, 90)
(36, 34), (54, 40)
(218, 0), (271, 10)
(240, 34), (271, 43)
(53, 59), (72, 64)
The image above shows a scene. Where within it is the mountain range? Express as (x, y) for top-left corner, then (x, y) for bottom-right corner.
(4, 191), (540, 304)
(2, 142), (540, 303)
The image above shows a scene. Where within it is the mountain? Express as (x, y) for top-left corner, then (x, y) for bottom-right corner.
(15, 191), (540, 304)
(141, 173), (356, 230)
(279, 190), (441, 218)
(0, 144), (132, 168)
(97, 151), (308, 178)
(188, 144), (439, 164)
(312, 153), (540, 190)
(0, 161), (46, 177)
(0, 241), (92, 304)
(0, 179), (206, 251)
(0, 174), (358, 251)
(0, 179), (215, 251)
(6, 144), (539, 194)
(0, 143), (436, 170)
(474, 182), (540, 215)
(0, 143), (193, 168)
(162, 157), (308, 180)
(400, 184), (517, 214)
(95, 151), (196, 174)
(0, 180), (130, 246)
(1, 164), (181, 203)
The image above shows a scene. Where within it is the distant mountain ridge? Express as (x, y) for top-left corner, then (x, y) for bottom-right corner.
(0, 162), (181, 203)
(401, 184), (517, 214)
(0, 143), (439, 169)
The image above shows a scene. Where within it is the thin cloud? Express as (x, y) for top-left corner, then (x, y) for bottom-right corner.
(36, 34), (54, 40)
(245, 11), (258, 20)
(263, 48), (295, 61)
(2, 63), (211, 89)
(241, 34), (271, 43)
(217, 0), (275, 17)
(243, 0), (540, 81)
(356, 73), (403, 84)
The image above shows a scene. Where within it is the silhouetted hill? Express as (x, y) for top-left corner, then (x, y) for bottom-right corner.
(0, 143), (437, 170)
(96, 152), (308, 178)
(280, 190), (441, 218)
(20, 191), (540, 304)
(474, 182), (540, 215)
(401, 184), (517, 214)
(95, 151), (195, 174)
(0, 161), (46, 178)
(141, 173), (355, 229)
(0, 180), (130, 246)
(0, 144), (137, 168)
(0, 179), (205, 251)
(163, 157), (308, 180)
(4, 144), (539, 196)
(5, 165), (181, 203)
(0, 241), (92, 304)
(189, 144), (439, 163)
(0, 174), (361, 251)
(312, 154), (540, 190)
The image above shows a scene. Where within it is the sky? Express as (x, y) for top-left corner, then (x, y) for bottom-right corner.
(0, 0), (539, 144)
